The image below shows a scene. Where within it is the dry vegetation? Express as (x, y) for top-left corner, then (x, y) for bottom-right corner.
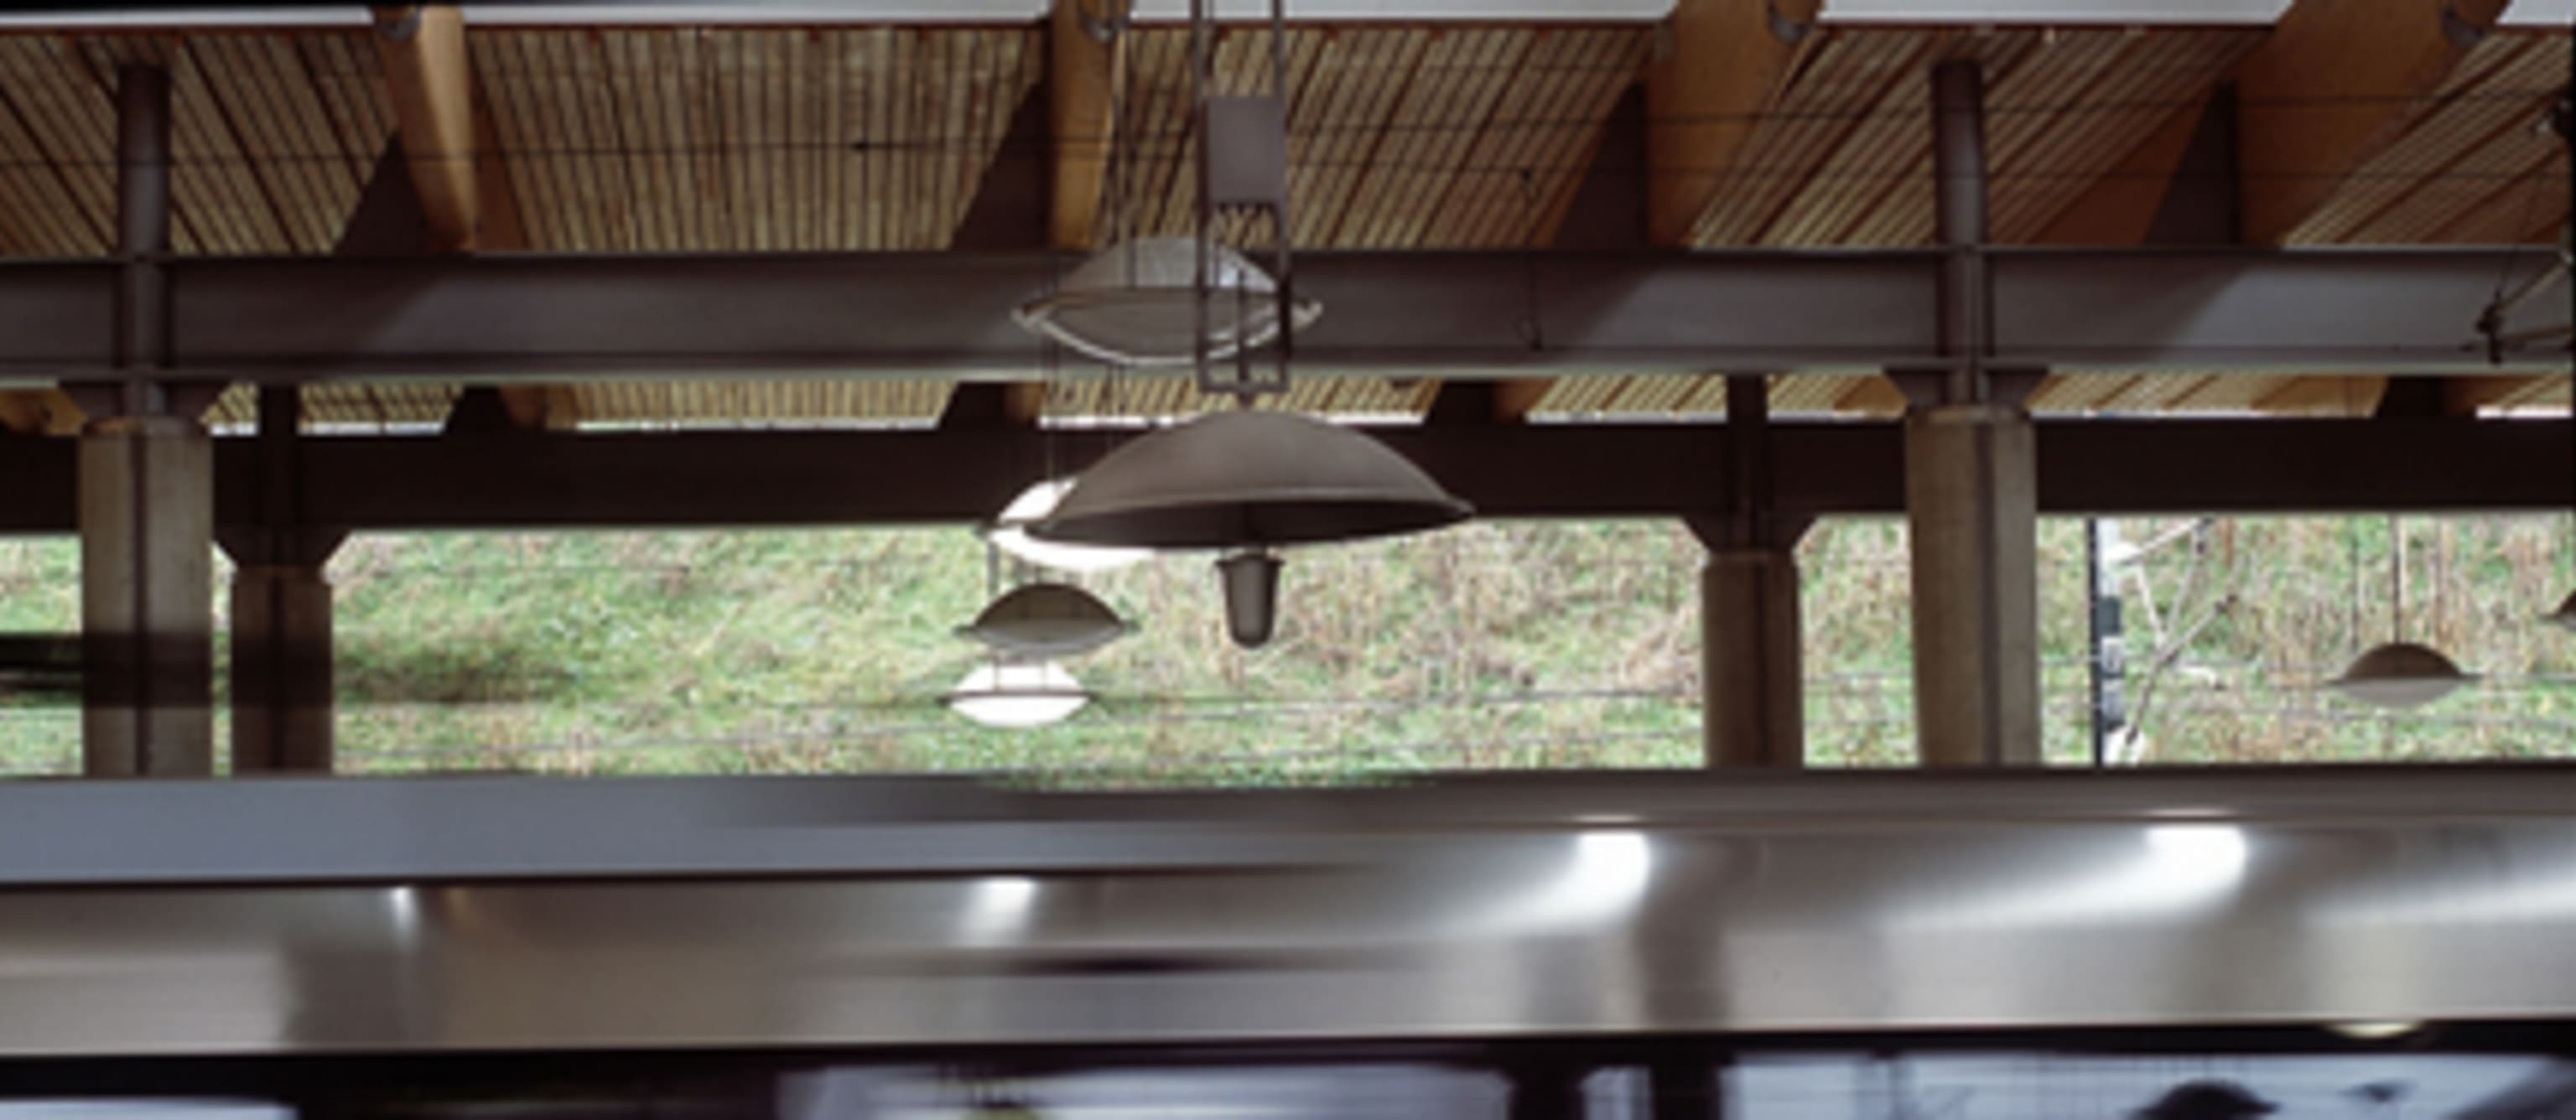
(3, 515), (2573, 782)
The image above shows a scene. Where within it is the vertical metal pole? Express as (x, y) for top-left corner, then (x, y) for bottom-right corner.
(1931, 59), (1987, 403)
(114, 65), (169, 385)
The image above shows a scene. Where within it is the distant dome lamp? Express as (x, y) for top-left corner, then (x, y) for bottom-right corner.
(955, 581), (1132, 660)
(2325, 641), (2475, 709)
(1014, 236), (1322, 367)
(2327, 515), (2475, 709)
(943, 661), (1089, 729)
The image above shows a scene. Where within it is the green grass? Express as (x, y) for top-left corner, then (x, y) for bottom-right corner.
(5, 514), (2575, 781)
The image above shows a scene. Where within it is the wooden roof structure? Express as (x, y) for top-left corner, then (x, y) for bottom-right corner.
(0, 3), (2565, 435)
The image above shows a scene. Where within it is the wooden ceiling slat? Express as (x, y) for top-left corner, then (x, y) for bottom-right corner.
(471, 32), (541, 246)
(1770, 32), (1949, 246)
(786, 29), (818, 253)
(538, 29), (603, 251)
(1462, 29), (1598, 246)
(776, 29), (808, 251)
(297, 33), (385, 189)
(597, 31), (659, 251)
(0, 43), (99, 254)
(1696, 29), (1919, 246)
(1, 37), (117, 254)
(2004, 29), (2259, 242)
(1298, 29), (1423, 248)
(251, 33), (357, 251)
(166, 37), (287, 253)
(220, 34), (335, 251)
(2345, 34), (2568, 245)
(1354, 28), (1512, 248)
(1530, 29), (1648, 247)
(896, 29), (927, 250)
(1982, 29), (2139, 241)
(592, 29), (644, 251)
(2289, 32), (2543, 245)
(1423, 29), (1571, 246)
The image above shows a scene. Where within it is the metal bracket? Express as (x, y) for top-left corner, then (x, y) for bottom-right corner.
(1766, 1), (1815, 45)
(1076, 0), (1134, 44)
(2439, 3), (2487, 50)
(371, 4), (423, 44)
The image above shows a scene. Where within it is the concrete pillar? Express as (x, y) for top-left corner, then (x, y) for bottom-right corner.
(222, 384), (340, 773)
(1701, 547), (1802, 768)
(1905, 402), (2040, 765)
(80, 64), (216, 777)
(1699, 374), (1805, 768)
(1899, 57), (2043, 766)
(80, 414), (214, 776)
(229, 563), (335, 772)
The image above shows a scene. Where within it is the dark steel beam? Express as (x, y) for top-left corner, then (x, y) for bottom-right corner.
(0, 247), (2563, 383)
(0, 418), (2564, 533)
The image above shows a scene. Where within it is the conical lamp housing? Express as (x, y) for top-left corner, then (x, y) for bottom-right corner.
(956, 582), (1132, 660)
(1013, 236), (1322, 367)
(1031, 411), (1472, 549)
(2326, 641), (2476, 708)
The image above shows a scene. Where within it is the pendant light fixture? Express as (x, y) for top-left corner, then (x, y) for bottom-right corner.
(984, 479), (1152, 574)
(1023, 0), (1471, 650)
(2329, 515), (2475, 708)
(943, 660), (1089, 729)
(1015, 236), (1321, 367)
(957, 580), (1132, 659)
(1037, 410), (1471, 646)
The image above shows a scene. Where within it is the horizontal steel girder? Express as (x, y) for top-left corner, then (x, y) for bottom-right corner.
(0, 247), (2563, 381)
(0, 417), (2564, 532)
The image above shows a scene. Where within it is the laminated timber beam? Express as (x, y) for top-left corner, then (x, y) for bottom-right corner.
(1048, 0), (1122, 251)
(368, 6), (482, 251)
(0, 417), (2566, 533)
(1647, 0), (1818, 248)
(0, 247), (2563, 382)
(2236, 0), (2510, 245)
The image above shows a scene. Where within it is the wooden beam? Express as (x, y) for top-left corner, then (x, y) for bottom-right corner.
(371, 4), (481, 250)
(1048, 0), (1121, 251)
(1645, 0), (1817, 247)
(0, 389), (82, 436)
(2236, 0), (2508, 245)
(2035, 96), (2213, 246)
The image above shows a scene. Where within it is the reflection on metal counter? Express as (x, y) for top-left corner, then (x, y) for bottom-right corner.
(0, 767), (2569, 1055)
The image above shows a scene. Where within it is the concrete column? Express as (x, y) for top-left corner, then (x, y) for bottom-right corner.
(1899, 56), (2043, 766)
(223, 385), (340, 773)
(80, 414), (214, 776)
(1702, 547), (1802, 768)
(1905, 402), (2039, 765)
(1699, 374), (1805, 768)
(230, 563), (335, 772)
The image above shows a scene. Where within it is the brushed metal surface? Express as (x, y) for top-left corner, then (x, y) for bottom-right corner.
(0, 767), (2568, 1056)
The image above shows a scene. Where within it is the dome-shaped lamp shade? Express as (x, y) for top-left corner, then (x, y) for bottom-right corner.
(1013, 236), (1322, 366)
(2546, 589), (2576, 631)
(956, 582), (1132, 659)
(984, 480), (1153, 573)
(2326, 641), (2476, 709)
(1031, 411), (1472, 549)
(944, 661), (1088, 729)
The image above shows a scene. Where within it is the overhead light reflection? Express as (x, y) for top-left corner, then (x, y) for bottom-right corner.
(958, 875), (1040, 946)
(1457, 830), (1654, 936)
(1906, 824), (2250, 930)
(984, 480), (1153, 574)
